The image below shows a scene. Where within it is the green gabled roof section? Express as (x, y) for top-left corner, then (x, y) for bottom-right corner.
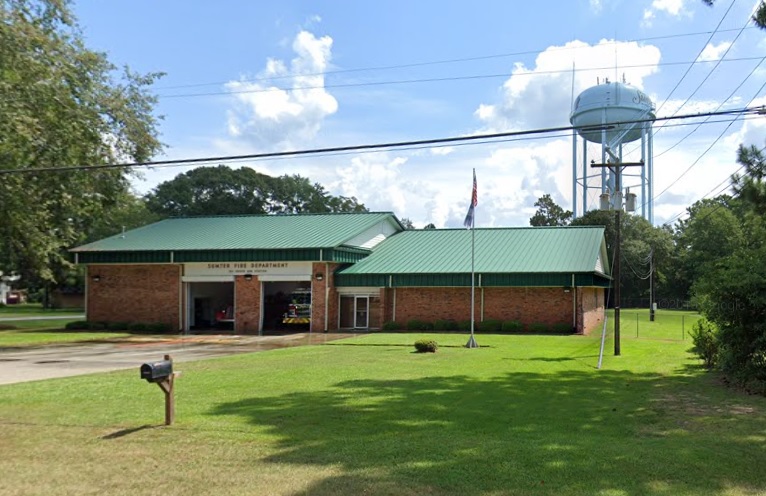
(72, 212), (401, 264)
(334, 226), (610, 287)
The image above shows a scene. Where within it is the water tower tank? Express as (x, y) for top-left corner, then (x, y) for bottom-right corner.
(570, 82), (655, 144)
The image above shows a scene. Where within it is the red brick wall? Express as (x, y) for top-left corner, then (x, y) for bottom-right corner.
(483, 287), (573, 328)
(577, 287), (605, 335)
(313, 262), (341, 332)
(235, 275), (260, 334)
(384, 286), (575, 329)
(87, 264), (181, 329)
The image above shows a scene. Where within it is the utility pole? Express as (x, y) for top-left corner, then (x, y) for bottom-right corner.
(649, 248), (655, 322)
(592, 157), (643, 357)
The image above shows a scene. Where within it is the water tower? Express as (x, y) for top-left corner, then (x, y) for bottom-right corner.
(570, 80), (656, 223)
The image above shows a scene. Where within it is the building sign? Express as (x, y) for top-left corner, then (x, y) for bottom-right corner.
(184, 262), (312, 277)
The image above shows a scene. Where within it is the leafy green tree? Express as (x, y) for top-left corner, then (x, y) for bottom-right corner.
(0, 0), (162, 284)
(529, 194), (572, 226)
(667, 196), (744, 301)
(703, 0), (766, 29)
(572, 210), (673, 304)
(399, 218), (415, 230)
(145, 166), (366, 217)
(692, 144), (766, 392)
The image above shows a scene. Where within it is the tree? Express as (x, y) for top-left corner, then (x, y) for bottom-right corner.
(529, 194), (572, 226)
(0, 1), (162, 284)
(144, 165), (366, 218)
(572, 210), (673, 305)
(692, 145), (766, 392)
(703, 0), (766, 29)
(399, 218), (415, 230)
(424, 223), (436, 229)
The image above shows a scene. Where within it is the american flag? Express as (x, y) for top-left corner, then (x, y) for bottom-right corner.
(463, 169), (477, 228)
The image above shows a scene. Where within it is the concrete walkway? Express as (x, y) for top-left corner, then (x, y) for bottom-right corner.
(0, 332), (355, 385)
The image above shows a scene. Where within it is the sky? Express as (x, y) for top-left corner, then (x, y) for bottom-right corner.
(73, 0), (766, 228)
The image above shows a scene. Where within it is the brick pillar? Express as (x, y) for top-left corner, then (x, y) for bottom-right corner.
(235, 275), (261, 334)
(311, 262), (341, 332)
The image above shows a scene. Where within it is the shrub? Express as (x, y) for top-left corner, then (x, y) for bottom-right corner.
(551, 323), (574, 334)
(689, 318), (719, 369)
(528, 322), (549, 333)
(65, 320), (89, 331)
(85, 321), (107, 331)
(127, 322), (149, 333)
(414, 339), (438, 353)
(457, 320), (472, 331)
(501, 320), (523, 333)
(382, 321), (402, 331)
(432, 319), (459, 331)
(406, 319), (433, 331)
(146, 322), (172, 334)
(478, 319), (502, 333)
(106, 321), (130, 331)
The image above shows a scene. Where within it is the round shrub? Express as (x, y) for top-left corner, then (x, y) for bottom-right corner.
(528, 322), (549, 333)
(127, 322), (149, 333)
(106, 321), (130, 331)
(65, 320), (89, 331)
(478, 319), (502, 333)
(414, 339), (438, 353)
(146, 322), (172, 334)
(689, 318), (719, 368)
(501, 320), (523, 333)
(551, 323), (574, 334)
(382, 321), (402, 331)
(406, 319), (433, 331)
(433, 319), (459, 331)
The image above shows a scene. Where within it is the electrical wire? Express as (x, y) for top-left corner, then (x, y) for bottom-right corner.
(157, 56), (765, 100)
(153, 25), (760, 92)
(0, 106), (759, 176)
(653, 0), (738, 116)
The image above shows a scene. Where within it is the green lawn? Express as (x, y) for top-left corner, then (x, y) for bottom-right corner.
(0, 316), (130, 348)
(607, 309), (702, 341)
(0, 303), (83, 319)
(0, 332), (764, 495)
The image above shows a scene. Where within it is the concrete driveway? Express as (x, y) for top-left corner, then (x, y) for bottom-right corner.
(0, 332), (355, 385)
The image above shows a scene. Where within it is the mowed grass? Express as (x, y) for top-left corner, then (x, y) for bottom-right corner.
(1, 332), (765, 496)
(0, 318), (129, 348)
(611, 309), (703, 341)
(0, 303), (82, 318)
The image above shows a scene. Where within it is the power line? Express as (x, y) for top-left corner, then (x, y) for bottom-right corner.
(1, 106), (760, 176)
(654, 55), (766, 158)
(653, 0), (737, 116)
(156, 56), (765, 100)
(648, 79), (766, 207)
(153, 25), (760, 92)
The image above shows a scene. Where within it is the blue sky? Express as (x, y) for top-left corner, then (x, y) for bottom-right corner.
(74, 0), (766, 227)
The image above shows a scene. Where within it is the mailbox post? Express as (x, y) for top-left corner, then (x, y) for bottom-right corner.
(140, 354), (178, 426)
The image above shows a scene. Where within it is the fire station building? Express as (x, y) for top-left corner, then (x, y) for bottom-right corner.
(72, 212), (609, 334)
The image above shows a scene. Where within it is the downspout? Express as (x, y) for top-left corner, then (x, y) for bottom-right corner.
(84, 265), (89, 322)
(178, 265), (183, 332)
(479, 274), (484, 321)
(392, 286), (397, 323)
(572, 274), (576, 330)
(324, 262), (329, 332)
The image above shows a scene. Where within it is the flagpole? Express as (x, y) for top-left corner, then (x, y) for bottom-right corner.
(466, 168), (479, 349)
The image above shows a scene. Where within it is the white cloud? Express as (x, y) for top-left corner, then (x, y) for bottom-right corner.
(642, 0), (689, 27)
(590, 0), (603, 13)
(430, 146), (455, 156)
(225, 30), (338, 150)
(474, 39), (661, 133)
(699, 41), (733, 62)
(651, 0), (687, 16)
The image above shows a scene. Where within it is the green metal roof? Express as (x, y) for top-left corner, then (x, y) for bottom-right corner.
(72, 212), (401, 253)
(337, 227), (609, 276)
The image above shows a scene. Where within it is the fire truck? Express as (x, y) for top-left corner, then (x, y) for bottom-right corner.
(282, 288), (311, 325)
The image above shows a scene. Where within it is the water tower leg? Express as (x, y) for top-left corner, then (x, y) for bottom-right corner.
(572, 130), (578, 219)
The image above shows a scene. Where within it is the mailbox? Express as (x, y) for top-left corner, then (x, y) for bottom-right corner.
(140, 360), (173, 383)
